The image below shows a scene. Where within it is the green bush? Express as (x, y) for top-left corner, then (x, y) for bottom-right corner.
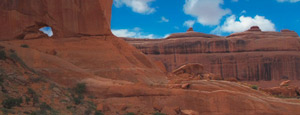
(39, 102), (52, 111)
(25, 96), (31, 104)
(94, 110), (104, 115)
(72, 83), (86, 105)
(2, 97), (23, 109)
(0, 50), (6, 60)
(74, 83), (86, 94)
(73, 95), (84, 105)
(0, 75), (3, 85)
(20, 44), (29, 48)
(153, 112), (166, 115)
(124, 112), (135, 115)
(27, 88), (39, 105)
(250, 85), (258, 90)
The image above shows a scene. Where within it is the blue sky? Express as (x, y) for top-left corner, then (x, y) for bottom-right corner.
(111, 0), (300, 38)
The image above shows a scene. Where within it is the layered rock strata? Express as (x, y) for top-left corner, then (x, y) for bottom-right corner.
(125, 27), (300, 83)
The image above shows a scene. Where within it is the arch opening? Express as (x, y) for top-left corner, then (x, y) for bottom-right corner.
(39, 27), (53, 37)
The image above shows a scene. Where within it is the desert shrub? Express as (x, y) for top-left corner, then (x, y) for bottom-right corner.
(27, 88), (39, 105)
(0, 50), (6, 60)
(84, 109), (93, 115)
(39, 102), (52, 111)
(124, 112), (135, 115)
(9, 52), (35, 72)
(250, 85), (258, 90)
(0, 75), (3, 85)
(74, 83), (86, 94)
(25, 96), (31, 105)
(2, 97), (23, 109)
(94, 110), (104, 115)
(30, 102), (57, 115)
(72, 83), (86, 105)
(153, 112), (166, 115)
(20, 44), (29, 48)
(73, 94), (84, 105)
(0, 108), (14, 115)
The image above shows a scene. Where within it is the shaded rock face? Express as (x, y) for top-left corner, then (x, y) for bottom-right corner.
(0, 0), (113, 40)
(125, 27), (300, 82)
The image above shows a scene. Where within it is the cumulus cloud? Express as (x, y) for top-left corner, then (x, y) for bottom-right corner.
(183, 0), (231, 25)
(114, 0), (155, 14)
(277, 0), (300, 2)
(160, 16), (169, 23)
(164, 34), (170, 38)
(212, 15), (276, 34)
(112, 28), (161, 39)
(183, 20), (196, 27)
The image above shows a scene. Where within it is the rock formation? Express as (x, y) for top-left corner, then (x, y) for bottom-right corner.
(1, 0), (300, 115)
(0, 0), (113, 40)
(125, 26), (300, 86)
(0, 0), (167, 85)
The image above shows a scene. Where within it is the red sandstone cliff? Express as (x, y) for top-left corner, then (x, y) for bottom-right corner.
(0, 0), (113, 40)
(125, 27), (300, 84)
(0, 0), (167, 85)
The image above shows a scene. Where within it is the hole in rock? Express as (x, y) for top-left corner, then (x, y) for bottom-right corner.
(39, 27), (53, 37)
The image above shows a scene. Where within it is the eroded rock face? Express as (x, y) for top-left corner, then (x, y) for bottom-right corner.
(172, 63), (204, 76)
(0, 0), (113, 40)
(125, 26), (300, 83)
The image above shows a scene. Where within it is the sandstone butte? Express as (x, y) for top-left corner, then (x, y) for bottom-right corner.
(0, 0), (300, 115)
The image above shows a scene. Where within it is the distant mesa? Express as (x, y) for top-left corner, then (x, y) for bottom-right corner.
(281, 29), (295, 32)
(187, 27), (194, 32)
(247, 26), (262, 32)
(228, 26), (299, 38)
(166, 27), (220, 39)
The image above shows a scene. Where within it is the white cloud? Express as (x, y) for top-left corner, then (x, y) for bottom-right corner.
(112, 28), (161, 39)
(277, 0), (300, 3)
(183, 20), (196, 27)
(241, 10), (247, 14)
(212, 15), (276, 34)
(183, 0), (231, 25)
(160, 16), (169, 23)
(164, 34), (170, 38)
(114, 0), (155, 14)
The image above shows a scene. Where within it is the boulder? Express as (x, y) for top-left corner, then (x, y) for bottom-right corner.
(181, 110), (199, 115)
(172, 64), (204, 76)
(181, 83), (191, 89)
(262, 86), (299, 98)
(280, 80), (291, 87)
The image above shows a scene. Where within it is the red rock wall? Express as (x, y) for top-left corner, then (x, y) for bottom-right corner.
(125, 31), (300, 81)
(0, 0), (113, 40)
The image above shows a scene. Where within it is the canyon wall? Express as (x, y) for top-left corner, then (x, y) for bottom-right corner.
(0, 0), (113, 40)
(125, 27), (300, 81)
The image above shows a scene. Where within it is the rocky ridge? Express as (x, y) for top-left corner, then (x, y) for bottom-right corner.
(125, 27), (300, 86)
